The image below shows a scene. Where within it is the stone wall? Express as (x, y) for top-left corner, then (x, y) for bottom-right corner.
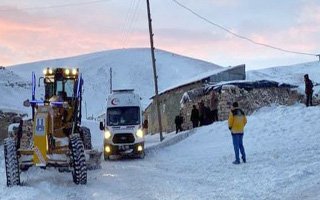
(180, 85), (304, 130)
(144, 82), (202, 134)
(0, 111), (27, 143)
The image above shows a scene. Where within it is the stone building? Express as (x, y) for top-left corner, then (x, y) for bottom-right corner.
(144, 64), (246, 134)
(179, 80), (303, 130)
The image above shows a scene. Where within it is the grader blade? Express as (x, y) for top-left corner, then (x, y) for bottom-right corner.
(85, 150), (102, 170)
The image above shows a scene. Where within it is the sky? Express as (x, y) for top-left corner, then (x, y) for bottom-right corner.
(0, 0), (319, 70)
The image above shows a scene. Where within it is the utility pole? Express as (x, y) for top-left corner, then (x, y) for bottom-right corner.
(146, 0), (164, 141)
(110, 67), (113, 94)
(85, 101), (88, 119)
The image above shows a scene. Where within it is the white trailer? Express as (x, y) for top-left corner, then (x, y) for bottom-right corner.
(99, 89), (145, 160)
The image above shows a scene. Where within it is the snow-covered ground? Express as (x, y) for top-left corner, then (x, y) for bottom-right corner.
(1, 104), (320, 200)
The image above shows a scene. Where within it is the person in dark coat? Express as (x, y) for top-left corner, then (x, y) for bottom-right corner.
(210, 91), (219, 122)
(204, 106), (211, 125)
(174, 113), (184, 134)
(190, 105), (199, 128)
(143, 119), (148, 129)
(304, 74), (313, 107)
(198, 101), (205, 126)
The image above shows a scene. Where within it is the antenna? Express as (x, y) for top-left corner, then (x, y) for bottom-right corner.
(110, 67), (113, 94)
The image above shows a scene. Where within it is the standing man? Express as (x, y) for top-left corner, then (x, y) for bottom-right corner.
(198, 101), (205, 126)
(304, 74), (313, 107)
(190, 105), (199, 128)
(228, 102), (247, 164)
(174, 112), (184, 134)
(142, 119), (148, 134)
(210, 91), (219, 122)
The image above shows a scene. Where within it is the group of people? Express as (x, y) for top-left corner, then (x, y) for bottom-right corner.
(174, 91), (219, 134)
(190, 91), (219, 128)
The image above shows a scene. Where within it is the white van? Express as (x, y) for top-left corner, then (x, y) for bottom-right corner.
(99, 89), (145, 160)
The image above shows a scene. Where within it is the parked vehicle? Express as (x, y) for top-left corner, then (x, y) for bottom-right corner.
(100, 89), (145, 160)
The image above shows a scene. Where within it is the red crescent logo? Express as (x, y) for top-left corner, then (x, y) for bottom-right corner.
(111, 98), (119, 105)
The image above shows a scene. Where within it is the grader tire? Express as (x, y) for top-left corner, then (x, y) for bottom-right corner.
(4, 138), (20, 187)
(70, 134), (87, 185)
(80, 126), (92, 150)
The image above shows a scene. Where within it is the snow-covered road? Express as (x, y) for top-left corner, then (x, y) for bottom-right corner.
(1, 104), (320, 200)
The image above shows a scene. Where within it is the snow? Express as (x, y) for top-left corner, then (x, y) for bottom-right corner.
(1, 50), (320, 199)
(0, 69), (31, 113)
(158, 66), (226, 96)
(1, 104), (320, 199)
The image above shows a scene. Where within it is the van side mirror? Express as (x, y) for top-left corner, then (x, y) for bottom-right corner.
(99, 122), (104, 131)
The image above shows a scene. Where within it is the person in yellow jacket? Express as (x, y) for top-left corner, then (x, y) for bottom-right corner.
(228, 102), (247, 164)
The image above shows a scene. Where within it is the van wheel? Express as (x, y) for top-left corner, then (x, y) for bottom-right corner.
(104, 154), (110, 161)
(80, 126), (92, 150)
(138, 151), (145, 159)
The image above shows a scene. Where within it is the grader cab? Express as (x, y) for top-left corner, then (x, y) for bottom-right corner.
(4, 68), (101, 187)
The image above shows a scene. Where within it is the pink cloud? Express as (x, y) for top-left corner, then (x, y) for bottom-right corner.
(0, 8), (133, 66)
(0, 1), (318, 69)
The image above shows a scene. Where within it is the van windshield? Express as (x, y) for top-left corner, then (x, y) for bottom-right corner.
(107, 107), (140, 126)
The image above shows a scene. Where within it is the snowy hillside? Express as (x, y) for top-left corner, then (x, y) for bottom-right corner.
(0, 69), (31, 113)
(1, 104), (320, 199)
(247, 61), (320, 94)
(2, 48), (222, 117)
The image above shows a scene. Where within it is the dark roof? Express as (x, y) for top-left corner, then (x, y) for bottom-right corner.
(205, 80), (298, 94)
(151, 64), (245, 99)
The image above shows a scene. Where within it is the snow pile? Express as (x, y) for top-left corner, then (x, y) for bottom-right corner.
(0, 104), (319, 199)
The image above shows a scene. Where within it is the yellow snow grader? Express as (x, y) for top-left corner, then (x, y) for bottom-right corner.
(4, 67), (101, 187)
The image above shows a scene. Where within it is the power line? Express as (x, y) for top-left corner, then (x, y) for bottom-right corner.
(172, 0), (317, 57)
(0, 0), (111, 12)
(120, 0), (136, 47)
(123, 0), (142, 47)
(122, 0), (139, 47)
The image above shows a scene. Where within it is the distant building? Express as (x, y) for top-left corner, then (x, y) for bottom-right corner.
(144, 64), (246, 134)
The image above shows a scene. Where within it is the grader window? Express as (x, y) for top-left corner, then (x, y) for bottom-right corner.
(64, 79), (75, 97)
(56, 79), (75, 98)
(56, 81), (63, 93)
(43, 77), (55, 100)
(45, 82), (55, 100)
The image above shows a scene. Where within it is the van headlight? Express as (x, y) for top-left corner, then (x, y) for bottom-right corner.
(104, 130), (111, 139)
(136, 129), (144, 138)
